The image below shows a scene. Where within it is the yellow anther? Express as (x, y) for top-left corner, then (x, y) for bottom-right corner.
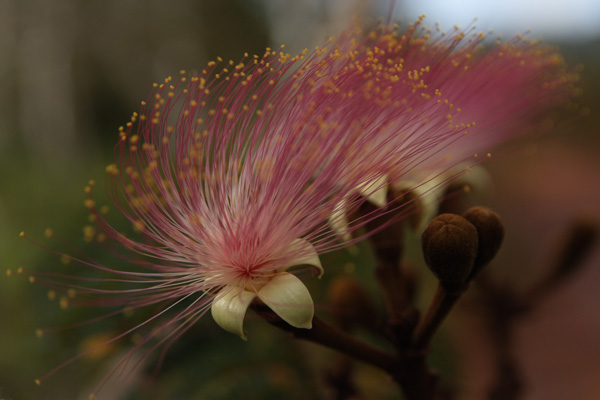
(133, 220), (145, 233)
(105, 164), (119, 175)
(59, 296), (69, 309)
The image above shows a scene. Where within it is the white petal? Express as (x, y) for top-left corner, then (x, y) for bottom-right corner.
(285, 238), (323, 278)
(456, 164), (494, 197)
(211, 288), (257, 340)
(357, 175), (388, 208)
(257, 272), (314, 329)
(393, 176), (445, 231)
(329, 198), (352, 242)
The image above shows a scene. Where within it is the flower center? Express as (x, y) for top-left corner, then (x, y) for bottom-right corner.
(243, 272), (271, 292)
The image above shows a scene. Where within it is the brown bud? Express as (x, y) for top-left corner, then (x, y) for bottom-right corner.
(359, 199), (404, 265)
(327, 276), (377, 330)
(421, 214), (478, 291)
(462, 206), (504, 279)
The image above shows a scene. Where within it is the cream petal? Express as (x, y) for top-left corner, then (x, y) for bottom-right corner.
(257, 272), (314, 329)
(329, 198), (352, 242)
(393, 176), (445, 231)
(456, 164), (494, 197)
(211, 288), (257, 340)
(357, 175), (388, 208)
(284, 238), (323, 278)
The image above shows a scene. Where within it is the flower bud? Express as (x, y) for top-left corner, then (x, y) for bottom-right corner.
(327, 276), (377, 330)
(421, 214), (478, 291)
(462, 206), (504, 279)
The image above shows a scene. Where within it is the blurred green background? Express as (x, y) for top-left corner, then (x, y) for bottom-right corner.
(1, 1), (599, 399)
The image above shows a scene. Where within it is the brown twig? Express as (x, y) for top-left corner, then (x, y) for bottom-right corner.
(251, 303), (396, 372)
(412, 284), (466, 351)
(252, 302), (442, 400)
(477, 217), (598, 400)
(476, 275), (527, 400)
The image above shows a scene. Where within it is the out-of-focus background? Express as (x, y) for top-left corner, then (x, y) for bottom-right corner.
(1, 1), (598, 399)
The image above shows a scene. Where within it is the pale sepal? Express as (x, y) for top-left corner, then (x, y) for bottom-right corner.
(211, 287), (257, 340)
(357, 175), (388, 208)
(454, 164), (494, 199)
(392, 175), (445, 232)
(285, 238), (323, 278)
(257, 272), (314, 329)
(329, 198), (352, 242)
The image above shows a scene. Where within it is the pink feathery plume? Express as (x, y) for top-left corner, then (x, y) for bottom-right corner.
(377, 16), (578, 172)
(24, 17), (577, 394)
(300, 16), (578, 224)
(24, 39), (466, 392)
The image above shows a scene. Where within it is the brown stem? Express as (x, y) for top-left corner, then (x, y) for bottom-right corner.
(413, 283), (465, 350)
(475, 275), (526, 400)
(395, 350), (440, 400)
(366, 212), (421, 347)
(253, 303), (444, 400)
(485, 292), (524, 400)
(527, 217), (598, 303)
(251, 303), (397, 371)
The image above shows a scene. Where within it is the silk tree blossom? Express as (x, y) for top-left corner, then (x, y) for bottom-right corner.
(87, 57), (359, 342)
(25, 34), (472, 389)
(24, 17), (576, 390)
(88, 39), (470, 343)
(312, 16), (578, 229)
(109, 34), (475, 327)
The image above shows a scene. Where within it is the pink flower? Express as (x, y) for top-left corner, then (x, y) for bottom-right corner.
(308, 17), (578, 227)
(26, 18), (577, 391)
(86, 39), (466, 344)
(29, 40), (456, 374)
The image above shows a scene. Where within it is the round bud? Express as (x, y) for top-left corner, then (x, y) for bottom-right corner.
(421, 214), (479, 291)
(327, 276), (376, 329)
(462, 206), (504, 279)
